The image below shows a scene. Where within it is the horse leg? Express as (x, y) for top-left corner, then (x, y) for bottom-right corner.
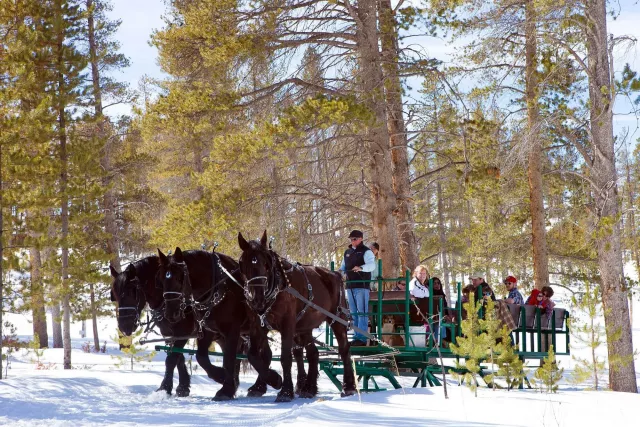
(275, 321), (296, 403)
(173, 339), (191, 397)
(213, 324), (241, 401)
(195, 336), (226, 384)
(297, 333), (318, 398)
(293, 336), (307, 395)
(246, 325), (282, 396)
(331, 322), (357, 397)
(157, 339), (187, 395)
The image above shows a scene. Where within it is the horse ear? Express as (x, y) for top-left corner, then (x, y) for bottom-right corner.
(174, 247), (184, 263)
(125, 264), (136, 279)
(158, 249), (169, 266)
(260, 230), (268, 248)
(110, 264), (119, 278)
(238, 232), (250, 252)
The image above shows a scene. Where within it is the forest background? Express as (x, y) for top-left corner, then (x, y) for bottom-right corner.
(1, 0), (639, 392)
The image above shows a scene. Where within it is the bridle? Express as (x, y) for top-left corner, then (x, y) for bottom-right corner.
(115, 276), (144, 329)
(241, 248), (296, 327)
(161, 261), (192, 322)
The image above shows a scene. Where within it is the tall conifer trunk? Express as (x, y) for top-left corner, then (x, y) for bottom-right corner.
(55, 0), (72, 370)
(585, 0), (637, 392)
(354, 0), (400, 281)
(525, 0), (549, 290)
(30, 246), (48, 347)
(0, 142), (4, 379)
(379, 0), (418, 271)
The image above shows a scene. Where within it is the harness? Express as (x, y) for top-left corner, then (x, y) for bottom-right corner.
(242, 250), (317, 330)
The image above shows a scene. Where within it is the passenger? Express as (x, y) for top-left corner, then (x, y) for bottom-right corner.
(540, 286), (555, 315)
(431, 277), (448, 308)
(526, 286), (555, 315)
(469, 272), (496, 302)
(409, 265), (430, 298)
(431, 277), (448, 343)
(370, 242), (380, 291)
(503, 275), (524, 305)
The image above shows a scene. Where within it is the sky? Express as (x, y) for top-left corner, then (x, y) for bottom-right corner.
(105, 0), (640, 141)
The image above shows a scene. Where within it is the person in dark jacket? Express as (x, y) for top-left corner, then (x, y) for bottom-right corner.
(339, 230), (375, 346)
(469, 272), (496, 302)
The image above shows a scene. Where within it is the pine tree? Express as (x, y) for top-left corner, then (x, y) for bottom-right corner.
(534, 345), (563, 393)
(450, 293), (491, 396)
(570, 284), (607, 390)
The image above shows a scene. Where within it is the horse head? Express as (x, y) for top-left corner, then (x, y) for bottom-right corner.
(157, 247), (192, 324)
(238, 230), (279, 313)
(110, 263), (146, 336)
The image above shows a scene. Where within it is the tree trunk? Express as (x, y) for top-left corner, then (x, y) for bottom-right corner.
(437, 181), (452, 301)
(90, 284), (100, 351)
(379, 0), (419, 271)
(623, 149), (638, 326)
(0, 142), (4, 379)
(30, 246), (48, 347)
(354, 0), (400, 282)
(524, 0), (549, 291)
(56, 0), (72, 369)
(88, 0), (121, 273)
(51, 302), (63, 348)
(586, 0), (637, 392)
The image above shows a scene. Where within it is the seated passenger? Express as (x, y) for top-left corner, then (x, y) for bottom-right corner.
(469, 272), (496, 301)
(526, 286), (555, 315)
(503, 275), (524, 305)
(409, 265), (430, 298)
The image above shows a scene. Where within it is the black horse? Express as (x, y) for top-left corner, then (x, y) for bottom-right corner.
(157, 248), (283, 401)
(110, 256), (268, 398)
(110, 258), (199, 396)
(237, 231), (357, 402)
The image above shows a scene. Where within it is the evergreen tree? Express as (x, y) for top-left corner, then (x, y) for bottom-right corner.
(570, 284), (607, 390)
(534, 345), (563, 393)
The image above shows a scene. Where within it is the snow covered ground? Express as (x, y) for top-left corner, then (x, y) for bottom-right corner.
(2, 295), (640, 426)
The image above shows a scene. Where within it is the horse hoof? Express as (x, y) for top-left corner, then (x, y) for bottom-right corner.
(156, 387), (172, 396)
(341, 388), (357, 397)
(176, 386), (190, 397)
(268, 371), (283, 390)
(275, 391), (294, 403)
(247, 389), (265, 398)
(298, 390), (316, 399)
(213, 392), (234, 402)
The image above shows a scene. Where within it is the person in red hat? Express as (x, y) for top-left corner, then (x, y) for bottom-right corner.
(503, 275), (524, 305)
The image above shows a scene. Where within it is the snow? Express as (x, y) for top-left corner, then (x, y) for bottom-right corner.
(2, 300), (640, 426)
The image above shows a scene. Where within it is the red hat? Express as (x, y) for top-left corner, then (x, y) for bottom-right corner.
(504, 275), (517, 284)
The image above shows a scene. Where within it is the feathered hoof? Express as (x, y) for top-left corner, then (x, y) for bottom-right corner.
(247, 388), (266, 398)
(175, 385), (190, 397)
(156, 384), (172, 395)
(297, 390), (316, 399)
(212, 390), (235, 402)
(268, 371), (283, 390)
(340, 387), (357, 398)
(275, 390), (294, 403)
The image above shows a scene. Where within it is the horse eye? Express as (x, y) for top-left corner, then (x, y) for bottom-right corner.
(166, 271), (172, 279)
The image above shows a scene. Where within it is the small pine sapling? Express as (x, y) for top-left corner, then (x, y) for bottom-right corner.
(570, 284), (607, 390)
(450, 294), (491, 396)
(494, 325), (525, 390)
(534, 345), (563, 393)
(112, 329), (156, 370)
(28, 333), (46, 364)
(478, 298), (504, 390)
